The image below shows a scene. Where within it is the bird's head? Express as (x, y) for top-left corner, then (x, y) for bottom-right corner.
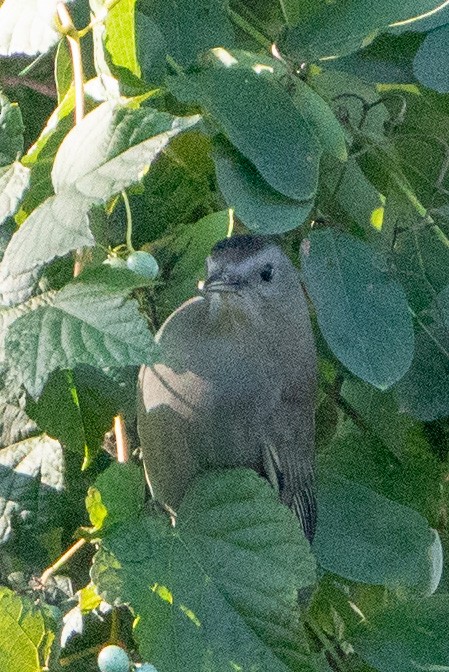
(202, 235), (298, 306)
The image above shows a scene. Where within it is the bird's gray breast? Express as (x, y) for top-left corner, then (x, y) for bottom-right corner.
(140, 296), (282, 470)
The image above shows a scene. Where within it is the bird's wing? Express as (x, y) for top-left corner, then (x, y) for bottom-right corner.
(261, 399), (316, 542)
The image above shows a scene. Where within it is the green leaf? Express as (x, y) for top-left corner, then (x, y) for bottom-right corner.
(310, 68), (389, 142)
(292, 80), (347, 161)
(320, 413), (442, 528)
(0, 434), (64, 544)
(437, 282), (449, 330)
(391, 3), (449, 32)
(358, 145), (428, 218)
(135, 11), (168, 84)
(26, 369), (88, 457)
(0, 0), (60, 56)
(54, 38), (73, 104)
(134, 129), (214, 243)
(301, 228), (414, 389)
(168, 66), (322, 200)
(386, 214), (449, 312)
(0, 367), (38, 449)
(350, 594), (449, 672)
(314, 474), (442, 594)
(5, 270), (158, 398)
(22, 87), (76, 169)
(413, 24), (449, 93)
(52, 101), (201, 201)
(278, 0), (303, 26)
(137, 0), (235, 68)
(0, 192), (93, 307)
(159, 210), (229, 315)
(320, 157), (384, 235)
(0, 93), (24, 166)
(0, 587), (57, 671)
(394, 309), (449, 421)
(213, 141), (314, 233)
(281, 0), (447, 61)
(0, 162), (30, 226)
(102, 0), (141, 80)
(87, 462), (145, 529)
(92, 469), (317, 672)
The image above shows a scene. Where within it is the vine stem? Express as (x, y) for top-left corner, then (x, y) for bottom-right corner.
(122, 190), (135, 253)
(59, 644), (103, 667)
(227, 208), (234, 238)
(114, 414), (129, 463)
(305, 615), (349, 672)
(56, 3), (84, 125)
(56, 2), (86, 277)
(39, 538), (86, 585)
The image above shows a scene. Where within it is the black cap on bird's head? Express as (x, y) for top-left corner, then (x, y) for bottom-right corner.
(210, 234), (276, 259)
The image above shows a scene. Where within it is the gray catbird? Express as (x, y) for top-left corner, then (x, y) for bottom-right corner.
(137, 235), (317, 540)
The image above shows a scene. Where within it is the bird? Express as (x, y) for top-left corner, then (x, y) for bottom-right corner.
(137, 234), (317, 541)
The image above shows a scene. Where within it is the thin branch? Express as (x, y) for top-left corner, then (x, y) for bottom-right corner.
(114, 414), (129, 463)
(57, 3), (84, 125)
(39, 538), (86, 585)
(0, 75), (57, 98)
(122, 190), (135, 253)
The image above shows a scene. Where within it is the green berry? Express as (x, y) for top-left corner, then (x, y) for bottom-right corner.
(126, 251), (159, 279)
(97, 645), (130, 672)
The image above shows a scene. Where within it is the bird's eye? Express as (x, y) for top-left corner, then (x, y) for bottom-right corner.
(260, 264), (274, 282)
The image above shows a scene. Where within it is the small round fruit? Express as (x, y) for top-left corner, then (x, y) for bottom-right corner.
(126, 251), (159, 279)
(103, 257), (127, 269)
(135, 665), (158, 672)
(97, 645), (130, 672)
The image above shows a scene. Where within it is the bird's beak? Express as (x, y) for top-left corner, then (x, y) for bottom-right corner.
(201, 279), (240, 294)
(200, 275), (241, 294)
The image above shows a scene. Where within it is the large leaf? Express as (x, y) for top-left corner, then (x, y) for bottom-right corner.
(0, 192), (93, 307)
(320, 427), (441, 529)
(0, 93), (24, 166)
(0, 162), (30, 226)
(394, 308), (449, 421)
(0, 367), (38, 449)
(337, 380), (442, 524)
(52, 101), (201, 201)
(169, 66), (322, 200)
(213, 142), (314, 233)
(281, 0), (448, 61)
(301, 228), (414, 389)
(137, 0), (235, 68)
(0, 587), (57, 672)
(0, 0), (60, 56)
(320, 158), (384, 235)
(0, 104), (200, 307)
(292, 80), (347, 161)
(0, 434), (64, 544)
(413, 23), (449, 93)
(5, 269), (158, 397)
(26, 369), (88, 459)
(92, 469), (318, 672)
(350, 594), (449, 672)
(314, 474), (442, 595)
(87, 462), (145, 529)
(98, 0), (141, 80)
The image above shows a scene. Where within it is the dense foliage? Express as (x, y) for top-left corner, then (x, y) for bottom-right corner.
(0, 1), (449, 670)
